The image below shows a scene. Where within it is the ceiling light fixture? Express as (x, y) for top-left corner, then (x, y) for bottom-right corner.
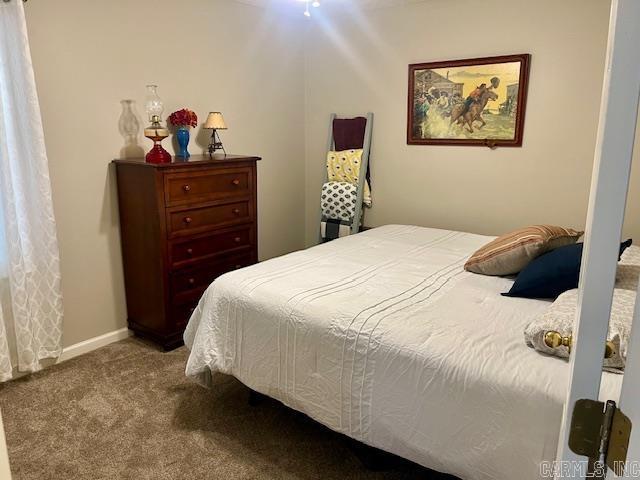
(298, 0), (318, 17)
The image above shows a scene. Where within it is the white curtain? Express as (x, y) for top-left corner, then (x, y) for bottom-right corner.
(0, 1), (63, 381)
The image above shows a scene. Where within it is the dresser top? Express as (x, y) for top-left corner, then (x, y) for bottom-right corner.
(113, 154), (261, 168)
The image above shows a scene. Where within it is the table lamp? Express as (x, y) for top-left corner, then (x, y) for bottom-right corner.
(204, 112), (227, 156)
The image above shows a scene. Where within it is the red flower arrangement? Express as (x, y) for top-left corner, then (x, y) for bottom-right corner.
(168, 108), (198, 128)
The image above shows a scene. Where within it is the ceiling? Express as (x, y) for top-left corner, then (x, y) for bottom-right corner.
(234, 0), (427, 11)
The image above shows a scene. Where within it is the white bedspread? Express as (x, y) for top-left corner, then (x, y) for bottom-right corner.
(184, 225), (623, 480)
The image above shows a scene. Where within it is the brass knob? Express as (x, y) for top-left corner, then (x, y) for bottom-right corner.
(234, 237), (241, 243)
(188, 278), (195, 285)
(232, 179), (240, 186)
(544, 331), (571, 350)
(182, 185), (191, 192)
(544, 330), (616, 359)
(184, 217), (192, 224)
(605, 342), (616, 359)
(186, 248), (193, 256)
(233, 208), (240, 215)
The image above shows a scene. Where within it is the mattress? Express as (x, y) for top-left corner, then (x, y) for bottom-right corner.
(184, 225), (624, 480)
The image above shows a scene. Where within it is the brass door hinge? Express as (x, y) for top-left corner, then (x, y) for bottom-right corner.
(569, 399), (632, 477)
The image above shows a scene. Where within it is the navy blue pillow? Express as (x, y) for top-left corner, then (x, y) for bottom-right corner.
(503, 239), (632, 299)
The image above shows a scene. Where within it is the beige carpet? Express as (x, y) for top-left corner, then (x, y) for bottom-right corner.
(0, 337), (454, 480)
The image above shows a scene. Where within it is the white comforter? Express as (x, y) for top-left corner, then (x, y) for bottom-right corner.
(184, 225), (623, 480)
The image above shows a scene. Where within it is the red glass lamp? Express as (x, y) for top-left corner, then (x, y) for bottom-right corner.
(143, 85), (171, 164)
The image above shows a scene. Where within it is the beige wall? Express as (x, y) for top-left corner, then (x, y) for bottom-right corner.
(25, 0), (306, 347)
(24, 0), (640, 349)
(304, 0), (640, 245)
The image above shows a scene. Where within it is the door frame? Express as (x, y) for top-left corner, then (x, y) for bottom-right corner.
(555, 0), (640, 477)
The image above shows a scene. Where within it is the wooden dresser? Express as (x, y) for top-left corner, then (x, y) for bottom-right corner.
(113, 154), (260, 350)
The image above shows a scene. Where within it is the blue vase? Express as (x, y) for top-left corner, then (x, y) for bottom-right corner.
(176, 127), (190, 158)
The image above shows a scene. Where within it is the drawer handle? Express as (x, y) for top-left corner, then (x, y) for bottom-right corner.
(232, 179), (240, 186)
(235, 264), (242, 269)
(188, 278), (195, 285)
(183, 216), (192, 224)
(234, 237), (241, 243)
(182, 185), (191, 192)
(186, 248), (194, 256)
(232, 208), (241, 215)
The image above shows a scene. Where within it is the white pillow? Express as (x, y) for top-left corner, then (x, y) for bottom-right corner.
(616, 245), (640, 291)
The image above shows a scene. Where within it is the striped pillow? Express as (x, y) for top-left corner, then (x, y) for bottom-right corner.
(464, 225), (584, 276)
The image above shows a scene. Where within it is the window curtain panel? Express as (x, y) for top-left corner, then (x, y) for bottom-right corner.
(0, 1), (63, 380)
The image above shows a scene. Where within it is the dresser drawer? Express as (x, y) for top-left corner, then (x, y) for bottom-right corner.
(171, 253), (253, 300)
(170, 252), (254, 330)
(164, 167), (251, 207)
(167, 200), (252, 237)
(169, 225), (253, 268)
(171, 301), (198, 332)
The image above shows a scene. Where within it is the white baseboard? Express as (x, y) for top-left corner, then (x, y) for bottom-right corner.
(58, 327), (132, 363)
(8, 327), (133, 381)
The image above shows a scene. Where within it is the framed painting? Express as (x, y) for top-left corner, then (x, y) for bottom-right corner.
(407, 54), (530, 147)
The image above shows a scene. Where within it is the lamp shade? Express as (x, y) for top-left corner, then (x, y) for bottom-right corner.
(204, 112), (227, 130)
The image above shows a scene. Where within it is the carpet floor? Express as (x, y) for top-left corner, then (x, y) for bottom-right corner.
(0, 337), (455, 480)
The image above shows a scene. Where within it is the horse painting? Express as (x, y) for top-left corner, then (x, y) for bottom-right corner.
(449, 89), (499, 133)
(407, 54), (530, 146)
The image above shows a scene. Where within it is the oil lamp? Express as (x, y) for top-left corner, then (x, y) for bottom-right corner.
(143, 85), (171, 164)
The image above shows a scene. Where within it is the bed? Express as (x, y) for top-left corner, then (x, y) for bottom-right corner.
(184, 225), (624, 480)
